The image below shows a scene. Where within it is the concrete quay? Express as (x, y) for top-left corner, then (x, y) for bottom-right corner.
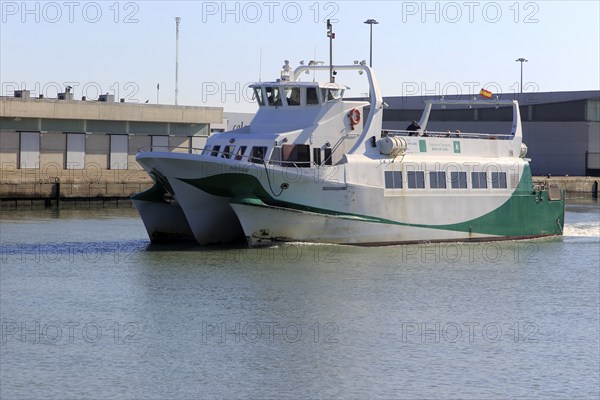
(534, 176), (599, 199)
(0, 168), (152, 208)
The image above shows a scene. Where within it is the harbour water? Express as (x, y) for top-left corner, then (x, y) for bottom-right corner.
(1, 200), (599, 399)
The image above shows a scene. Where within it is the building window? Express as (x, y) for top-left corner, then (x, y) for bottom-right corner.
(19, 131), (40, 169)
(407, 171), (425, 189)
(429, 171), (447, 189)
(491, 172), (508, 188)
(110, 135), (128, 170)
(151, 135), (169, 152)
(384, 171), (403, 189)
(66, 133), (85, 170)
(450, 171), (467, 189)
(471, 172), (487, 189)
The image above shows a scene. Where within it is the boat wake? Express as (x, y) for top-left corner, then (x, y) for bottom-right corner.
(563, 221), (600, 239)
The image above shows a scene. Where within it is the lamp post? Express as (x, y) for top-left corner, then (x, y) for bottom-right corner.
(515, 57), (528, 100)
(364, 19), (379, 68)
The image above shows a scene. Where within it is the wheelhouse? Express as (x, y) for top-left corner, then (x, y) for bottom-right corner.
(250, 82), (347, 108)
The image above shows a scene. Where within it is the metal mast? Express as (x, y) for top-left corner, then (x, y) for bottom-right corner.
(327, 19), (335, 83)
(175, 17), (181, 105)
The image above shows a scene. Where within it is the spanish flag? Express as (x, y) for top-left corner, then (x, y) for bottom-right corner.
(479, 88), (493, 99)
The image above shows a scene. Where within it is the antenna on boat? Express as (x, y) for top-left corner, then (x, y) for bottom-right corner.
(313, 46), (317, 82)
(175, 16), (181, 106)
(258, 46), (262, 82)
(326, 19), (335, 83)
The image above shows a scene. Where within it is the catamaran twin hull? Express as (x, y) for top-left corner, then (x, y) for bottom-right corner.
(134, 153), (565, 247)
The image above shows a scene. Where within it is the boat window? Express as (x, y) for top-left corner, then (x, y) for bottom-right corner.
(222, 145), (234, 159)
(250, 146), (267, 163)
(323, 148), (332, 166)
(471, 172), (488, 189)
(322, 88), (343, 102)
(211, 145), (221, 157)
(202, 145), (212, 155)
(265, 87), (282, 107)
(407, 171), (425, 189)
(429, 171), (447, 189)
(235, 146), (247, 160)
(284, 87), (301, 106)
(253, 88), (264, 106)
(313, 148), (322, 165)
(450, 172), (467, 189)
(282, 144), (310, 167)
(306, 87), (319, 105)
(491, 172), (507, 188)
(384, 171), (403, 189)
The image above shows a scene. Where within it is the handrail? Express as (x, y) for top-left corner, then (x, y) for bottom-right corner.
(137, 145), (329, 168)
(383, 130), (513, 140)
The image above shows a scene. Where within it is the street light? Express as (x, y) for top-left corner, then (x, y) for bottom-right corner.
(515, 57), (528, 100)
(364, 19), (379, 68)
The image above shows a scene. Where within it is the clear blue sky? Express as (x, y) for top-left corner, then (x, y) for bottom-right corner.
(1, 0), (599, 112)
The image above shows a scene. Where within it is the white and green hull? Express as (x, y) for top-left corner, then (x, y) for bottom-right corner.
(135, 154), (565, 247)
(132, 63), (565, 247)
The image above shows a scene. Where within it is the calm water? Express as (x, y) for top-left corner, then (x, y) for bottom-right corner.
(1, 200), (599, 399)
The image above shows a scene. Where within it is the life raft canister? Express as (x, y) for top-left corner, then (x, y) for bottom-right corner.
(378, 136), (408, 157)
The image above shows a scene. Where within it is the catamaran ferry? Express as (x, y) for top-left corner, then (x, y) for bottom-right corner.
(132, 63), (564, 246)
(132, 25), (565, 246)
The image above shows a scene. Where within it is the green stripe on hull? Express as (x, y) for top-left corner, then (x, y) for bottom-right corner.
(177, 164), (564, 238)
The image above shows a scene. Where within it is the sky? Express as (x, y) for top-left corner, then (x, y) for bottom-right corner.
(1, 0), (599, 113)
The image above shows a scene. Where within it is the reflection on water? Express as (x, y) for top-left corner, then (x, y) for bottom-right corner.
(1, 200), (598, 399)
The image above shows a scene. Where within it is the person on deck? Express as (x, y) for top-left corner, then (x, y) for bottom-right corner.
(406, 120), (421, 136)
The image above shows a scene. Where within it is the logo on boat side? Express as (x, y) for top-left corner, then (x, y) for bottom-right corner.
(453, 141), (461, 153)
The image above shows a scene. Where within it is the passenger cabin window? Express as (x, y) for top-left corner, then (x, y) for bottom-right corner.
(306, 88), (319, 105)
(429, 171), (447, 189)
(407, 171), (425, 189)
(384, 171), (403, 189)
(313, 148), (321, 165)
(265, 87), (282, 107)
(202, 145), (212, 156)
(281, 144), (310, 167)
(235, 146), (247, 160)
(491, 172), (507, 188)
(211, 145), (221, 157)
(451, 172), (467, 189)
(250, 146), (267, 163)
(471, 172), (487, 189)
(284, 87), (301, 106)
(222, 145), (234, 159)
(253, 88), (264, 106)
(323, 148), (333, 166)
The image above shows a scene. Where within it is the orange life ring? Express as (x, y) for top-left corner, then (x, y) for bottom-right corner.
(349, 108), (361, 129)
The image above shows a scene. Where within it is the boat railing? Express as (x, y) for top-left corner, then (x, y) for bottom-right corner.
(383, 129), (513, 140)
(138, 145), (329, 168)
